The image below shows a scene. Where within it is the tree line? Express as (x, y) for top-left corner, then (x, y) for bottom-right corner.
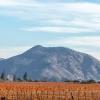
(0, 72), (30, 82)
(0, 72), (100, 83)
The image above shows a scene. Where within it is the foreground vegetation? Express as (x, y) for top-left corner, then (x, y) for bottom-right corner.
(0, 72), (100, 100)
(0, 82), (100, 100)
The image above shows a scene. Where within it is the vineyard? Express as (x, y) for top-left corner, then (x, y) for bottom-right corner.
(0, 82), (100, 100)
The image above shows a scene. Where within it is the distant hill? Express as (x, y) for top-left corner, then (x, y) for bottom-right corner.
(0, 58), (4, 61)
(0, 45), (100, 81)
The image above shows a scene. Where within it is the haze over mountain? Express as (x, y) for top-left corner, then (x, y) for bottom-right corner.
(0, 45), (100, 81)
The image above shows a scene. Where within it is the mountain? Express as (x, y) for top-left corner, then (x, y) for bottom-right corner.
(0, 45), (100, 81)
(0, 58), (4, 61)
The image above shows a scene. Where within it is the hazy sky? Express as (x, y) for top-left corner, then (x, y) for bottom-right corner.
(0, 0), (100, 60)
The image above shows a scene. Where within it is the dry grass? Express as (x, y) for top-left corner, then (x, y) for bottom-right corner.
(0, 82), (100, 100)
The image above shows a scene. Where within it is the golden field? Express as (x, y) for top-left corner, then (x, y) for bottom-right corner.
(0, 82), (100, 100)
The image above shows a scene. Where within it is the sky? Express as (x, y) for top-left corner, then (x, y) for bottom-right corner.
(0, 0), (100, 60)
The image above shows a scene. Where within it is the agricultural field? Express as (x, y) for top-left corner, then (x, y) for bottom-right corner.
(0, 82), (100, 100)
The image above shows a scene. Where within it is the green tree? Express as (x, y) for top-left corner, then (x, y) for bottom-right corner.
(13, 74), (16, 81)
(0, 72), (6, 81)
(23, 72), (28, 81)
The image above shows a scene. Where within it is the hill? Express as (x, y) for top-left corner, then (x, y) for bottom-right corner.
(0, 45), (100, 81)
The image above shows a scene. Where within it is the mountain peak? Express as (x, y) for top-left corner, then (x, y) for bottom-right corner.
(34, 45), (44, 48)
(30, 45), (45, 51)
(22, 45), (46, 55)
